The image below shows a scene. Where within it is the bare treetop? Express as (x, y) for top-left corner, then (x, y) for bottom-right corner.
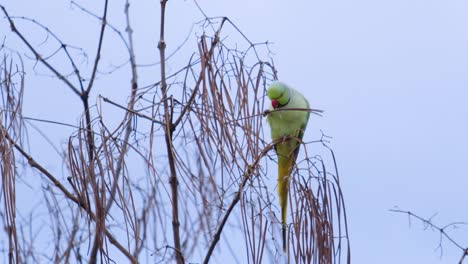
(0, 2), (350, 263)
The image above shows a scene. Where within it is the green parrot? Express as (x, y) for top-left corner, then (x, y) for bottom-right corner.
(266, 81), (310, 252)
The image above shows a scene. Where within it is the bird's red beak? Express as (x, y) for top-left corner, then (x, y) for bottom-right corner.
(271, 99), (279, 109)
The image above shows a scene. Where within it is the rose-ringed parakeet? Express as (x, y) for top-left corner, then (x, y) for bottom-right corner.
(266, 81), (310, 252)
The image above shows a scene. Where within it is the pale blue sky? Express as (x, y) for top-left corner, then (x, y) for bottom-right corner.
(3, 0), (468, 263)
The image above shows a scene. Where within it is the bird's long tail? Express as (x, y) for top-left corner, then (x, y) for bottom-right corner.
(277, 150), (296, 252)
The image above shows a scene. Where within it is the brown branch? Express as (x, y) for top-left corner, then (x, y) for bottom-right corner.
(3, 127), (80, 205)
(172, 18), (226, 129)
(2, 128), (137, 262)
(101, 96), (165, 126)
(102, 1), (140, 261)
(460, 249), (468, 264)
(202, 142), (275, 264)
(157, 1), (185, 263)
(103, 0), (139, 214)
(84, 0), (108, 94)
(0, 126), (19, 263)
(263, 107), (324, 117)
(78, 3), (108, 261)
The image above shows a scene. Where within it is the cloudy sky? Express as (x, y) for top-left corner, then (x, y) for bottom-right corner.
(3, 0), (468, 263)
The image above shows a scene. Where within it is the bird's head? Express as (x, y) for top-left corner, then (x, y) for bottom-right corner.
(267, 81), (290, 109)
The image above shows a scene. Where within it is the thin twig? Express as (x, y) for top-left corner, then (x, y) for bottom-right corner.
(263, 107), (324, 117)
(0, 5), (81, 97)
(101, 96), (165, 126)
(391, 208), (468, 261)
(85, 0), (108, 94)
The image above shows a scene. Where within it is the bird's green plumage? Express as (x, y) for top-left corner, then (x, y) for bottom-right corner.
(266, 81), (310, 252)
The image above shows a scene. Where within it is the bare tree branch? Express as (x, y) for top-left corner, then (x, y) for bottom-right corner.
(0, 5), (81, 97)
(0, 2), (350, 263)
(391, 209), (468, 263)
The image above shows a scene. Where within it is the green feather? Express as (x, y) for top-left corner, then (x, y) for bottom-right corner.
(266, 81), (310, 252)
